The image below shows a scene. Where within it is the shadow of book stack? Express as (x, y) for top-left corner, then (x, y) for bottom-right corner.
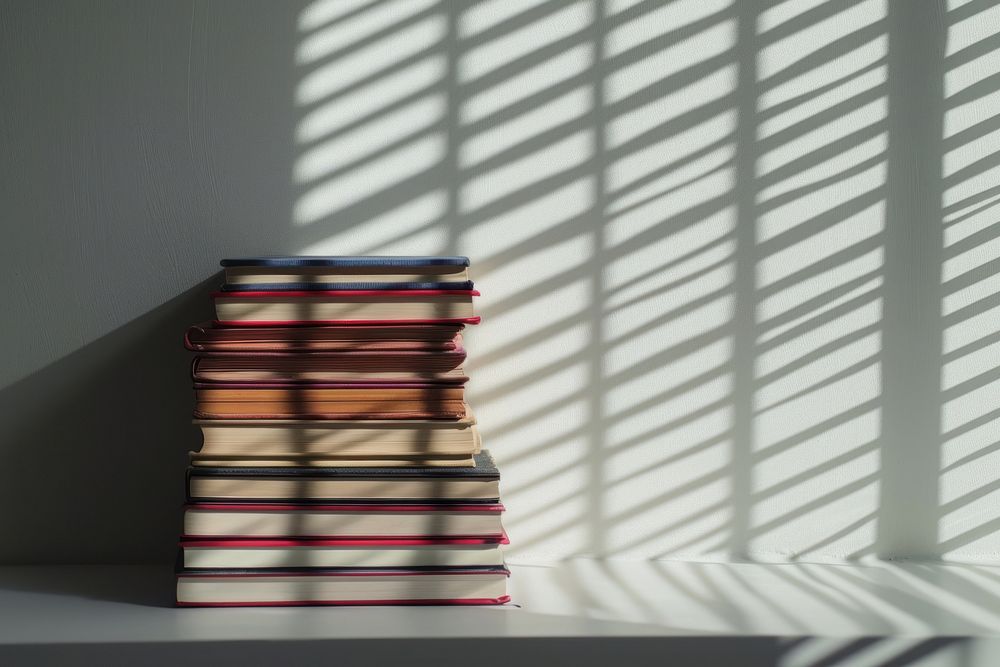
(174, 257), (509, 607)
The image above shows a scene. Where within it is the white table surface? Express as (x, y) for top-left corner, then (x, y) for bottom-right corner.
(1, 559), (999, 665)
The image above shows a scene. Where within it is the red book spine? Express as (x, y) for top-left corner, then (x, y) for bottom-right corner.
(176, 596), (511, 607)
(184, 503), (505, 512)
(180, 533), (509, 547)
(212, 290), (480, 298)
(215, 317), (482, 326)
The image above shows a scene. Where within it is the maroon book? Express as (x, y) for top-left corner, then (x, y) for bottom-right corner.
(189, 348), (468, 384)
(184, 322), (465, 352)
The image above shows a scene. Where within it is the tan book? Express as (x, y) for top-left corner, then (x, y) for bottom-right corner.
(193, 415), (480, 458)
(212, 291), (478, 324)
(188, 455), (477, 468)
(182, 503), (505, 538)
(180, 540), (506, 569)
(176, 569), (510, 606)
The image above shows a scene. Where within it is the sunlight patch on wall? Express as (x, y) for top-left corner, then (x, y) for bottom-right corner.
(297, 55), (447, 144)
(756, 102), (887, 177)
(597, 4), (738, 558)
(606, 0), (733, 49)
(295, 94), (446, 183)
(757, 248), (883, 329)
(460, 131), (593, 211)
(296, 0), (437, 65)
(606, 448), (732, 557)
(757, 0), (828, 33)
(297, 191), (447, 255)
(469, 322), (591, 395)
(298, 0), (379, 31)
(604, 22), (736, 103)
(294, 134), (446, 224)
(605, 114), (737, 203)
(284, 0), (944, 562)
(459, 87), (593, 169)
(757, 205), (885, 291)
(296, 16), (447, 104)
(751, 410), (881, 559)
(459, 2), (593, 82)
(947, 2), (1000, 57)
(759, 36), (887, 111)
(458, 0), (546, 39)
(939, 2), (1000, 558)
(756, 0), (887, 83)
(604, 340), (734, 413)
(606, 236), (736, 316)
(460, 44), (595, 125)
(755, 333), (881, 412)
(606, 167), (736, 246)
(459, 178), (595, 261)
(606, 406), (732, 478)
(747, 0), (888, 560)
(293, 0), (450, 256)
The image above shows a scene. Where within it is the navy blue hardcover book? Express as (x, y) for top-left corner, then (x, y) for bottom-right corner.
(221, 257), (470, 268)
(221, 281), (475, 292)
(220, 256), (473, 291)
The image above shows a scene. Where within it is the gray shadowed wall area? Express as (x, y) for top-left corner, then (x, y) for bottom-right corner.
(0, 0), (998, 569)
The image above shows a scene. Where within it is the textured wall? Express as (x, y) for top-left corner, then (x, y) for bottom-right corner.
(1, 0), (998, 564)
(0, 0), (303, 562)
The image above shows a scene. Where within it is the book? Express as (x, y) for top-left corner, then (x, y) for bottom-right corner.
(180, 535), (508, 569)
(175, 566), (510, 606)
(186, 451), (500, 502)
(212, 290), (479, 325)
(191, 414), (481, 459)
(190, 349), (468, 384)
(182, 503), (505, 538)
(193, 383), (467, 420)
(220, 256), (473, 291)
(185, 322), (464, 352)
(188, 455), (477, 468)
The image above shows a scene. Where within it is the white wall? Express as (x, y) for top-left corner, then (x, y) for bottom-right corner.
(1, 0), (997, 564)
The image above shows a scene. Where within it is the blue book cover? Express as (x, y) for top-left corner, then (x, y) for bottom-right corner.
(221, 256), (470, 268)
(221, 281), (475, 292)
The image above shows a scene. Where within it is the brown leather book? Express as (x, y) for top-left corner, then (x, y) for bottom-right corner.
(194, 384), (466, 419)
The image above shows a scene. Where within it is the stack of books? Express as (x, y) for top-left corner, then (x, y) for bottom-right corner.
(175, 257), (509, 607)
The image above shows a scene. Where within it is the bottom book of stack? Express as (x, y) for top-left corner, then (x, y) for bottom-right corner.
(176, 567), (510, 607)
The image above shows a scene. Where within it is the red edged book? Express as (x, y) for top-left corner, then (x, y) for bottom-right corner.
(212, 289), (480, 325)
(180, 533), (509, 569)
(182, 502), (505, 539)
(184, 322), (466, 352)
(175, 565), (510, 607)
(189, 347), (468, 384)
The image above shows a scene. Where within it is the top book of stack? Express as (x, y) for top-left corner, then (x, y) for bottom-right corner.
(213, 256), (478, 325)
